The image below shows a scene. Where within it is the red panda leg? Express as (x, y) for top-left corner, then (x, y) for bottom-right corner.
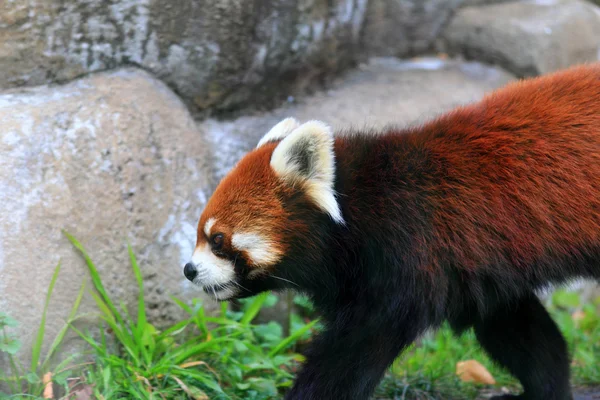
(473, 294), (573, 400)
(285, 304), (426, 400)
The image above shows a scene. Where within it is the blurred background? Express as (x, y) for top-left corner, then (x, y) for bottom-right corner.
(1, 0), (599, 398)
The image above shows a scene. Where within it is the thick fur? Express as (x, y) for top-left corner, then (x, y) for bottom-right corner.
(192, 64), (600, 399)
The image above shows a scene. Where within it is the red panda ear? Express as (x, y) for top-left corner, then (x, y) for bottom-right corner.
(270, 120), (344, 224)
(256, 117), (301, 148)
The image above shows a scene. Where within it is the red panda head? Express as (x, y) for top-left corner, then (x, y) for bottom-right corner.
(183, 118), (344, 300)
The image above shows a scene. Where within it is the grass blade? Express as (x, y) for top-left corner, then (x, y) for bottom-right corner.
(41, 281), (85, 370)
(171, 338), (237, 365)
(171, 296), (193, 314)
(240, 292), (269, 325)
(31, 262), (61, 373)
(269, 319), (318, 357)
(63, 231), (125, 328)
(128, 244), (147, 333)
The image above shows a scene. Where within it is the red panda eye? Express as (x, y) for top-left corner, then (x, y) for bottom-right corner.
(211, 233), (224, 249)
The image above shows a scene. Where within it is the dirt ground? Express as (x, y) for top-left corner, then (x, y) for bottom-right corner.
(575, 387), (600, 400)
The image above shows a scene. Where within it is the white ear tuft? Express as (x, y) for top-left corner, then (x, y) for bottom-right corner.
(270, 120), (344, 224)
(256, 117), (301, 148)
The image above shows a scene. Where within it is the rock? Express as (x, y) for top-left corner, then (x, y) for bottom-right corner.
(361, 0), (464, 57)
(0, 0), (369, 112)
(443, 0), (600, 77)
(360, 0), (520, 58)
(461, 0), (520, 5)
(0, 68), (214, 364)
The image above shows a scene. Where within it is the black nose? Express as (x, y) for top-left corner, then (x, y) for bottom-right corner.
(183, 262), (197, 281)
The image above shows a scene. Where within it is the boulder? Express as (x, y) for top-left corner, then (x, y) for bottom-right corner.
(361, 0), (464, 57)
(0, 0), (523, 113)
(0, 0), (369, 112)
(443, 0), (600, 77)
(360, 0), (522, 58)
(0, 68), (214, 363)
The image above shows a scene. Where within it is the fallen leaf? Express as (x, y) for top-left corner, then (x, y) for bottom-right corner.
(179, 361), (208, 369)
(43, 372), (53, 399)
(572, 310), (585, 322)
(456, 360), (496, 385)
(73, 385), (94, 400)
(172, 376), (209, 400)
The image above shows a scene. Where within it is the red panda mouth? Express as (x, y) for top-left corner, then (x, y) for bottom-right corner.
(202, 281), (234, 294)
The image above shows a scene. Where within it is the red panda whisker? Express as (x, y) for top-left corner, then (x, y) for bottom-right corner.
(270, 274), (300, 288)
(232, 280), (250, 293)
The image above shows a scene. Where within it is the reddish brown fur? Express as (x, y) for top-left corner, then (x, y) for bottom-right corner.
(420, 64), (600, 273)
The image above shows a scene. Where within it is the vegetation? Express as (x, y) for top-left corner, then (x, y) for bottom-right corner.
(375, 288), (600, 400)
(0, 238), (598, 399)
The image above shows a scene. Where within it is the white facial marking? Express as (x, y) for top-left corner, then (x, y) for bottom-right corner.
(270, 120), (344, 224)
(232, 232), (281, 266)
(256, 117), (301, 148)
(190, 243), (236, 288)
(212, 286), (237, 301)
(204, 218), (216, 237)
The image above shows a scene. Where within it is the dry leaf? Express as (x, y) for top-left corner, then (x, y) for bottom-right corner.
(179, 361), (208, 369)
(572, 310), (585, 322)
(456, 360), (496, 385)
(43, 372), (53, 399)
(73, 385), (94, 400)
(172, 376), (209, 400)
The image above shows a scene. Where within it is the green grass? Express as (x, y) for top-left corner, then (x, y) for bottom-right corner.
(62, 233), (319, 400)
(0, 262), (84, 398)
(1, 236), (598, 399)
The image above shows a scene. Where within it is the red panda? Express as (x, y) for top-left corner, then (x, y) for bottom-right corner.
(183, 63), (600, 400)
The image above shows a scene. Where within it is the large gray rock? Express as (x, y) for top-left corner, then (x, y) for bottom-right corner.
(360, 0), (522, 58)
(443, 0), (600, 77)
(0, 0), (369, 112)
(0, 69), (214, 363)
(361, 0), (464, 57)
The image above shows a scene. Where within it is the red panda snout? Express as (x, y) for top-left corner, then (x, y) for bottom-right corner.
(185, 242), (238, 300)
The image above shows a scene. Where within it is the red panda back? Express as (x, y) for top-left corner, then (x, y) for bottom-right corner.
(421, 63), (600, 272)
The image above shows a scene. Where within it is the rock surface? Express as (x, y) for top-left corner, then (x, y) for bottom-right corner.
(0, 69), (214, 362)
(0, 0), (523, 114)
(0, 0), (370, 112)
(361, 0), (463, 57)
(443, 0), (600, 77)
(360, 0), (524, 58)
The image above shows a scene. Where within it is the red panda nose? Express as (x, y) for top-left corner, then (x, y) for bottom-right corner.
(183, 262), (197, 281)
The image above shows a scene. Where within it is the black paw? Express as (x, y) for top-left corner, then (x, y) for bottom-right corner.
(490, 395), (522, 400)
